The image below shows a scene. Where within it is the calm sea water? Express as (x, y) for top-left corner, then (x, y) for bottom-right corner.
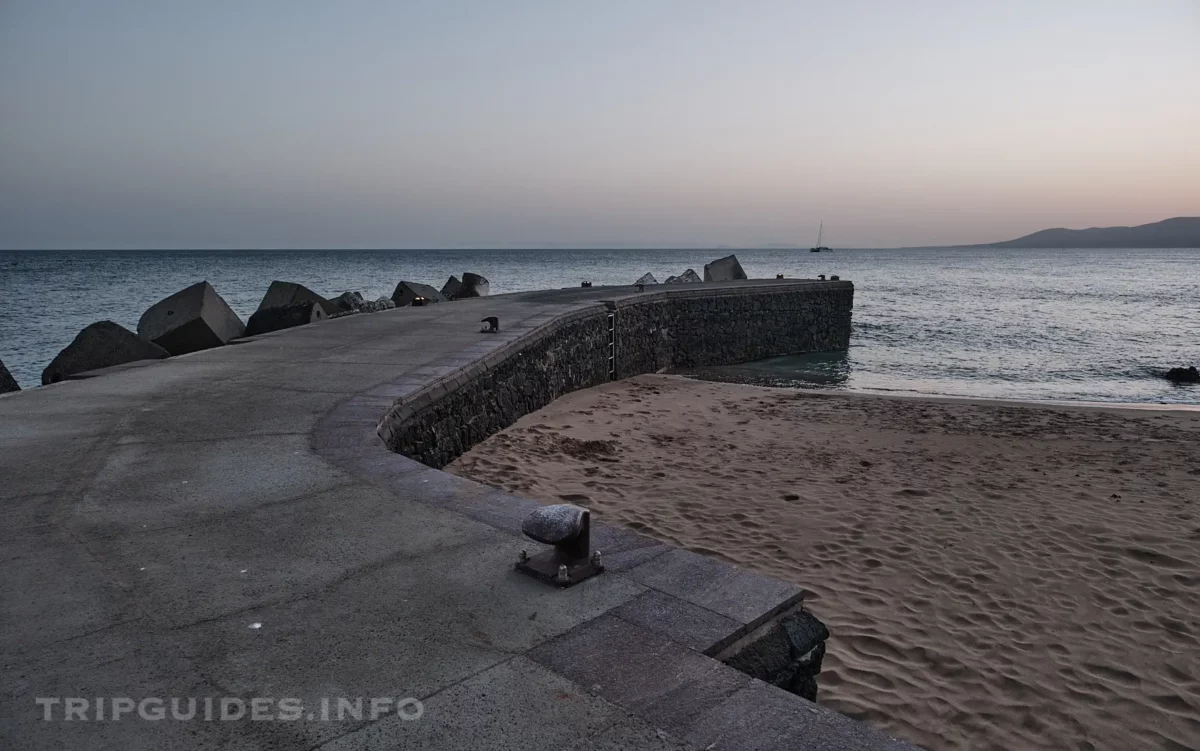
(0, 248), (1196, 403)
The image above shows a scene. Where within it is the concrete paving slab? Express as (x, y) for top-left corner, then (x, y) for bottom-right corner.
(85, 483), (499, 628)
(170, 540), (643, 747)
(588, 522), (672, 573)
(110, 385), (340, 444)
(2, 621), (261, 751)
(626, 548), (804, 627)
(434, 487), (545, 537)
(527, 614), (750, 737)
(0, 526), (139, 656)
(683, 680), (918, 751)
(318, 445), (426, 483)
(320, 657), (627, 751)
(385, 466), (498, 507)
(0, 435), (112, 500)
(612, 590), (745, 655)
(65, 434), (346, 540)
(568, 718), (696, 751)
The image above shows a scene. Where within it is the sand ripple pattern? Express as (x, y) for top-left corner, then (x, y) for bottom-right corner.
(449, 375), (1200, 751)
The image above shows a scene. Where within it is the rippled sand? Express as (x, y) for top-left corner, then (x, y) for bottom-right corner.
(448, 375), (1200, 751)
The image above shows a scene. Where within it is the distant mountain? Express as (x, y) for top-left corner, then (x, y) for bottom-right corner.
(980, 217), (1200, 248)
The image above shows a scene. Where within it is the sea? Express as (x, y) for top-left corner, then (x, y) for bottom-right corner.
(0, 248), (1196, 404)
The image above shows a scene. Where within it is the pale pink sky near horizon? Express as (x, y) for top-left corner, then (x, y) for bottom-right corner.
(1, 0), (1197, 249)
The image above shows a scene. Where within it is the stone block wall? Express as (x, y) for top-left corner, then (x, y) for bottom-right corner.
(614, 282), (853, 377)
(379, 309), (611, 468)
(379, 281), (853, 468)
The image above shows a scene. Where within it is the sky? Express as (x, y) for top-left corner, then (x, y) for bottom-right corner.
(1, 1), (1198, 250)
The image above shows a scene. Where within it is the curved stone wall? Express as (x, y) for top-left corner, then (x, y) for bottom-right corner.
(378, 280), (853, 468)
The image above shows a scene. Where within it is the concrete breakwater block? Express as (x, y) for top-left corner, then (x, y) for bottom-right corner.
(257, 281), (338, 317)
(440, 275), (462, 299)
(41, 321), (169, 385)
(459, 272), (490, 298)
(0, 358), (19, 393)
(137, 281), (246, 355)
(664, 269), (702, 284)
(703, 254), (748, 282)
(634, 272), (658, 285)
(245, 301), (326, 336)
(441, 272), (490, 300)
(392, 281), (446, 307)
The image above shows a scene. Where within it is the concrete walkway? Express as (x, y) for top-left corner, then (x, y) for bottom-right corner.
(1, 282), (915, 750)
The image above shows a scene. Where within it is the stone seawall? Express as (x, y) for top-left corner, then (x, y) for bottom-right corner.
(378, 280), (853, 468)
(613, 282), (853, 378)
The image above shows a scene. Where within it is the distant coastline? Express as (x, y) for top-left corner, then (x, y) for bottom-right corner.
(967, 216), (1200, 249)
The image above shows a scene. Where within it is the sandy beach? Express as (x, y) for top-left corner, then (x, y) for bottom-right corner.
(448, 375), (1200, 751)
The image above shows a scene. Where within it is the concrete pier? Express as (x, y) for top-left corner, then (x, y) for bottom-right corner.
(1, 280), (916, 749)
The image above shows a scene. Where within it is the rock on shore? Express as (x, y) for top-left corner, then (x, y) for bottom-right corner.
(137, 281), (246, 355)
(664, 269), (702, 284)
(333, 291), (365, 312)
(41, 321), (168, 385)
(329, 296), (395, 318)
(0, 359), (19, 393)
(634, 272), (658, 286)
(1165, 365), (1199, 383)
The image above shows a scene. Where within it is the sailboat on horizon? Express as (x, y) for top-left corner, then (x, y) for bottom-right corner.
(810, 221), (830, 253)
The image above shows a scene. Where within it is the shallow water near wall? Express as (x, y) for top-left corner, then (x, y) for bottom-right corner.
(1, 246), (1197, 403)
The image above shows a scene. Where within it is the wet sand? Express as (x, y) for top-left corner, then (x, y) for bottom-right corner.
(448, 374), (1200, 751)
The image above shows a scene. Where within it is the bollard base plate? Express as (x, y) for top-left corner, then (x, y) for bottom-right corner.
(516, 549), (604, 588)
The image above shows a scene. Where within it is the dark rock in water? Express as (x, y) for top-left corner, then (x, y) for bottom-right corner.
(0, 359), (19, 393)
(257, 281), (339, 317)
(634, 272), (658, 285)
(1165, 366), (1199, 383)
(703, 254), (748, 282)
(392, 281), (446, 307)
(664, 269), (702, 284)
(441, 275), (463, 300)
(333, 291), (365, 312)
(245, 301), (326, 337)
(458, 272), (490, 299)
(522, 504), (586, 544)
(137, 281), (246, 355)
(41, 321), (169, 385)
